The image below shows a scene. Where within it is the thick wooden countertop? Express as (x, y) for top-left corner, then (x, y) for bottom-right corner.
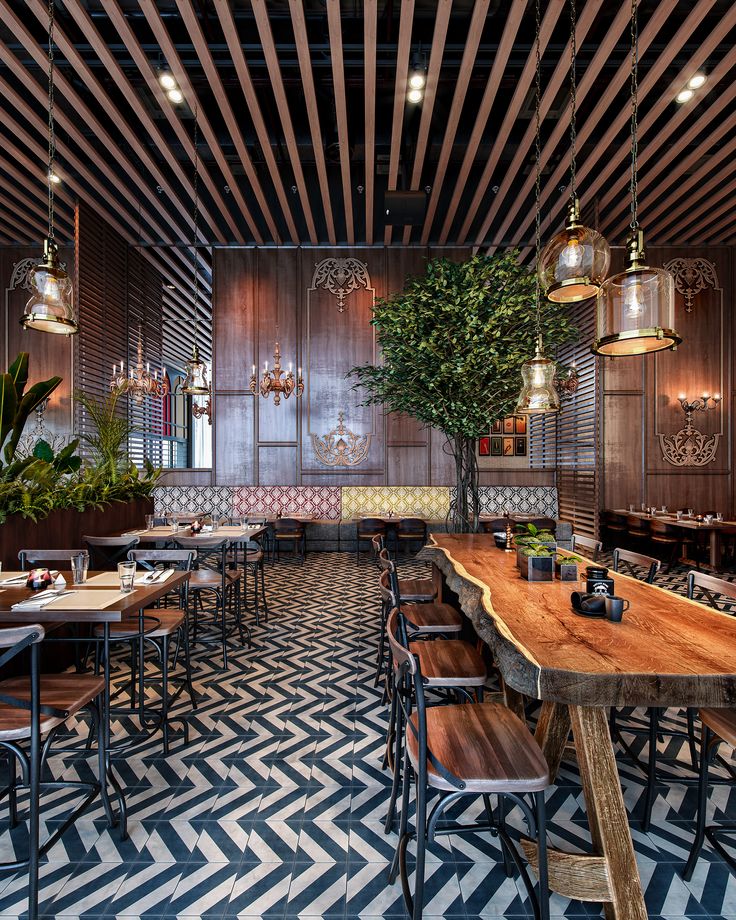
(421, 533), (736, 708)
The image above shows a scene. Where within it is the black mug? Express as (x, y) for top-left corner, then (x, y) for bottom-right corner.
(604, 595), (630, 622)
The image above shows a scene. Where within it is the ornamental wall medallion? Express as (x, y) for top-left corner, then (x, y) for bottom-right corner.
(311, 412), (371, 467)
(311, 257), (370, 312)
(663, 257), (718, 312)
(9, 257), (40, 292)
(659, 399), (721, 467)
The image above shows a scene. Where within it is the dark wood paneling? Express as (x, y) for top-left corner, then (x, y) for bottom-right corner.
(213, 248), (256, 391)
(258, 445), (298, 485)
(214, 393), (255, 484)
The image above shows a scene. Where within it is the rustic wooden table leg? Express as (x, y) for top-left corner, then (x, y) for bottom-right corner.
(710, 530), (721, 570)
(569, 704), (647, 920)
(535, 701), (571, 782)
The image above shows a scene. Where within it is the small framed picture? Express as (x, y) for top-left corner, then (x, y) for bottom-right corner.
(491, 436), (502, 456)
(502, 437), (514, 456)
(515, 437), (527, 457)
(478, 436), (490, 456)
(491, 419), (502, 434)
(515, 416), (527, 435)
(503, 417), (515, 434)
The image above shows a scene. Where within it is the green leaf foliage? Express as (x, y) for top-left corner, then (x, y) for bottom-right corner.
(350, 252), (576, 439)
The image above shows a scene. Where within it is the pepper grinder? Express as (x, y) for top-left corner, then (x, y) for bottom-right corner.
(504, 512), (514, 552)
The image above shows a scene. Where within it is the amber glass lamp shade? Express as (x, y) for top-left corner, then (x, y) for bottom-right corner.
(538, 198), (611, 303)
(21, 238), (77, 335)
(515, 336), (561, 415)
(593, 230), (680, 356)
(182, 344), (210, 395)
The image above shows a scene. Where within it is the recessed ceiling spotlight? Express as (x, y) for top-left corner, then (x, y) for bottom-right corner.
(688, 72), (706, 89)
(159, 71), (177, 91)
(676, 88), (694, 104)
(407, 88), (423, 104)
(167, 87), (184, 104)
(165, 283), (176, 290)
(408, 71), (426, 90)
(48, 170), (61, 184)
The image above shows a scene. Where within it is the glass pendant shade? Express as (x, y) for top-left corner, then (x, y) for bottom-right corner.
(21, 238), (77, 335)
(593, 229), (680, 356)
(182, 344), (210, 395)
(538, 197), (611, 303)
(515, 335), (561, 415)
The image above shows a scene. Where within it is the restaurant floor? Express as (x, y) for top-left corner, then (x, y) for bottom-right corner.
(0, 552), (734, 919)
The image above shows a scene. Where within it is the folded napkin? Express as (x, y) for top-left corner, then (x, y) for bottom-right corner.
(0, 575), (29, 586)
(11, 590), (76, 611)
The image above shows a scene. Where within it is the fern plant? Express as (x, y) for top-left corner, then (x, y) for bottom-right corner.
(75, 389), (133, 482)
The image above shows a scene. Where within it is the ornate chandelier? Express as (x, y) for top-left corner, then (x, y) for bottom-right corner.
(250, 341), (304, 407)
(110, 325), (168, 405)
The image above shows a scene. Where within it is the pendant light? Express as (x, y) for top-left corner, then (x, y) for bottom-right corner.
(21, 0), (77, 335)
(592, 0), (680, 357)
(538, 0), (610, 303)
(181, 114), (210, 396)
(516, 0), (560, 416)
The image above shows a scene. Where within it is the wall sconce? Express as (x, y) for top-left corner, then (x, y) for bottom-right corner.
(659, 391), (722, 467)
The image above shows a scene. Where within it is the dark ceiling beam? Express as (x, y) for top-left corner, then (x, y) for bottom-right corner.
(364, 0), (377, 244)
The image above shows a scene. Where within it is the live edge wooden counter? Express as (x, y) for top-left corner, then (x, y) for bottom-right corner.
(420, 534), (736, 920)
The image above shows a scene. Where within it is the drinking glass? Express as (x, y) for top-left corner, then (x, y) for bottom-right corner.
(168, 516), (179, 534)
(71, 552), (89, 585)
(145, 514), (154, 530)
(628, 503), (635, 512)
(716, 512), (723, 522)
(661, 505), (667, 514)
(687, 508), (694, 517)
(118, 561), (136, 593)
(676, 511), (683, 521)
(640, 503), (646, 512)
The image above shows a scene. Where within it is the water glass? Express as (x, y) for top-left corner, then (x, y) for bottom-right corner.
(661, 505), (667, 514)
(628, 503), (635, 512)
(687, 508), (694, 517)
(640, 503), (646, 512)
(118, 561), (136, 593)
(676, 510), (683, 521)
(716, 512), (723, 522)
(169, 516), (179, 534)
(71, 552), (89, 585)
(145, 514), (154, 530)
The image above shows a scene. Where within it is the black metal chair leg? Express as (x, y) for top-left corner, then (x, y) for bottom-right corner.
(535, 791), (550, 920)
(683, 726), (711, 881)
(260, 563), (269, 621)
(642, 707), (659, 831)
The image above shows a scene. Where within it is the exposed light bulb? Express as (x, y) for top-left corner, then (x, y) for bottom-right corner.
(560, 236), (583, 271)
(159, 72), (177, 91)
(623, 276), (645, 318)
(676, 88), (693, 104)
(48, 171), (61, 184)
(167, 88), (184, 104)
(688, 73), (706, 89)
(42, 276), (61, 302)
(407, 88), (423, 104)
(408, 71), (426, 90)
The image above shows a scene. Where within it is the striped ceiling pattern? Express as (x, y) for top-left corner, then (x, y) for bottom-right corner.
(0, 0), (734, 311)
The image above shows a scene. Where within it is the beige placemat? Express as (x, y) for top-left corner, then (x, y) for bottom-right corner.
(84, 570), (176, 587)
(46, 589), (129, 610)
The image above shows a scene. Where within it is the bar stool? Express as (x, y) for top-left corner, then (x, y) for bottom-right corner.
(238, 538), (269, 626)
(83, 535), (141, 570)
(386, 618), (551, 920)
(377, 548), (436, 602)
(357, 517), (387, 563)
(570, 533), (602, 560)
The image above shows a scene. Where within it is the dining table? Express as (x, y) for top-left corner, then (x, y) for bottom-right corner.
(420, 533), (736, 920)
(120, 522), (268, 544)
(615, 508), (736, 569)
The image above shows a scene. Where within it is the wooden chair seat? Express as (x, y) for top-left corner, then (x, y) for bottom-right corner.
(402, 602), (463, 633)
(93, 609), (185, 640)
(409, 639), (486, 687)
(407, 701), (549, 793)
(273, 531), (302, 540)
(699, 708), (736, 747)
(189, 569), (241, 589)
(243, 549), (264, 564)
(398, 577), (436, 602)
(0, 674), (105, 741)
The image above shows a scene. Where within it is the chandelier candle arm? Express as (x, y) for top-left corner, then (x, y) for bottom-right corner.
(110, 325), (168, 404)
(250, 341), (304, 407)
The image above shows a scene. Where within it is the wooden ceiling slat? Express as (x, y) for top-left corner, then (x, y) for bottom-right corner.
(100, 0), (236, 245)
(448, 0), (558, 245)
(683, 182), (736, 243)
(288, 0), (337, 245)
(327, 0), (355, 245)
(0, 154), (74, 227)
(364, 0), (377, 244)
(419, 0), (492, 245)
(401, 0), (452, 246)
(137, 0), (262, 244)
(0, 199), (47, 241)
(174, 0), (281, 244)
(383, 0), (415, 245)
(249, 0), (319, 245)
(0, 186), (73, 239)
(669, 172), (736, 242)
(213, 0), (300, 244)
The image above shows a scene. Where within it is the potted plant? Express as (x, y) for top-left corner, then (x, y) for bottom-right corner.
(555, 552), (582, 582)
(515, 522), (556, 568)
(518, 544), (554, 582)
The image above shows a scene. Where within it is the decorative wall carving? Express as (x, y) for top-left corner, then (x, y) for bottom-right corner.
(659, 420), (720, 467)
(663, 257), (719, 312)
(311, 257), (370, 312)
(9, 255), (68, 292)
(311, 412), (371, 467)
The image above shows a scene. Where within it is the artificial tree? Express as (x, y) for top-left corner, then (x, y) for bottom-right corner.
(351, 253), (575, 532)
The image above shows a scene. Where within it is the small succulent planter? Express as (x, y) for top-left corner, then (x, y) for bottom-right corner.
(516, 540), (556, 569)
(555, 560), (579, 582)
(519, 551), (554, 582)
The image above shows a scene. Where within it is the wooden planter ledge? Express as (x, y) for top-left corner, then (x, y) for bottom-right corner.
(419, 533), (736, 920)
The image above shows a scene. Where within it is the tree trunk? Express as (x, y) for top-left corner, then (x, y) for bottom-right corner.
(447, 435), (480, 533)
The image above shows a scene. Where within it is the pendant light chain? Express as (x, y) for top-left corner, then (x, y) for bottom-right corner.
(47, 0), (55, 241)
(192, 111), (200, 351)
(568, 0), (577, 203)
(533, 0), (542, 339)
(629, 0), (639, 232)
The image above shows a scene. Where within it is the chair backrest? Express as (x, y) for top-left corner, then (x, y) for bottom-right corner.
(397, 518), (426, 536)
(248, 516), (267, 524)
(0, 624), (48, 723)
(481, 518), (507, 534)
(612, 547), (660, 583)
(127, 549), (194, 571)
(273, 517), (304, 534)
(571, 534), (602, 560)
(687, 570), (736, 612)
(358, 517), (387, 534)
(649, 519), (679, 539)
(385, 609), (415, 676)
(18, 548), (85, 569)
(602, 510), (628, 529)
(371, 534), (385, 554)
(83, 535), (140, 570)
(377, 547), (392, 572)
(626, 514), (650, 534)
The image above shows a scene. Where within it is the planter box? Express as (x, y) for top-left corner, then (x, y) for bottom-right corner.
(516, 541), (556, 569)
(556, 561), (579, 582)
(519, 553), (554, 582)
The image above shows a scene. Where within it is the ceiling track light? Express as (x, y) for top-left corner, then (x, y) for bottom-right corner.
(167, 87), (184, 105)
(676, 88), (693, 104)
(407, 49), (427, 103)
(688, 72), (706, 89)
(407, 87), (423, 104)
(158, 70), (177, 91)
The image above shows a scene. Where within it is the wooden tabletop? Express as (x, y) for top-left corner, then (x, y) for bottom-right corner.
(0, 570), (189, 623)
(119, 524), (267, 543)
(421, 533), (736, 708)
(614, 509), (736, 530)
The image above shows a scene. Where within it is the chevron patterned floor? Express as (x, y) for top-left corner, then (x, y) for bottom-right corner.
(1, 550), (735, 918)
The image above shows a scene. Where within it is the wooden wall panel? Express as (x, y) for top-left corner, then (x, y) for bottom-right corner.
(214, 393), (255, 484)
(213, 248), (256, 392)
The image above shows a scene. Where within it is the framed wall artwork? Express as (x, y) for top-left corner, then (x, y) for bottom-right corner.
(491, 436), (502, 456)
(502, 417), (515, 434)
(515, 437), (527, 456)
(502, 437), (514, 456)
(478, 436), (490, 456)
(515, 416), (527, 435)
(491, 419), (502, 434)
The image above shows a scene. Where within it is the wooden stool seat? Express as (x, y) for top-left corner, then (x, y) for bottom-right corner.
(243, 549), (264, 564)
(699, 708), (736, 746)
(398, 577), (436, 602)
(0, 674), (105, 741)
(189, 568), (241, 588)
(402, 602), (463, 633)
(407, 701), (549, 793)
(93, 609), (185, 640)
(409, 639), (486, 687)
